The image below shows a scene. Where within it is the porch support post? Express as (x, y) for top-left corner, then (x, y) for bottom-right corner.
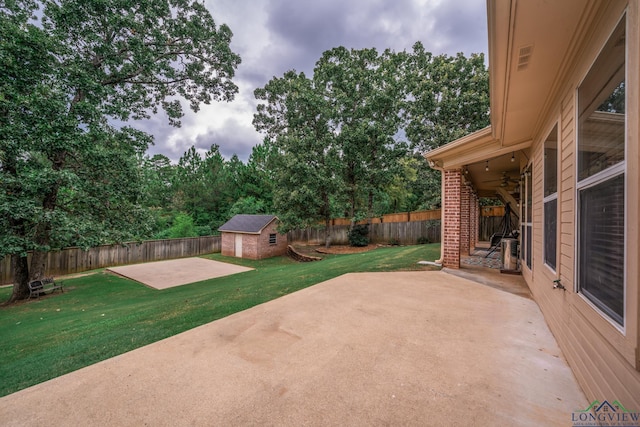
(460, 183), (470, 256)
(443, 169), (462, 268)
(470, 192), (479, 252)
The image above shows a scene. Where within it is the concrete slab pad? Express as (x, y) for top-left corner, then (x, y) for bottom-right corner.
(107, 257), (253, 289)
(0, 271), (586, 426)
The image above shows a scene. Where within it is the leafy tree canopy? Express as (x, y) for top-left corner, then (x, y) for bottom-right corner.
(253, 44), (490, 239)
(1, 0), (240, 302)
(402, 42), (490, 152)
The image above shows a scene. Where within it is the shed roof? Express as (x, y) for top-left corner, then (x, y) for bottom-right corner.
(218, 215), (278, 234)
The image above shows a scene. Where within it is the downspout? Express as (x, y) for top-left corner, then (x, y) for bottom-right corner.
(429, 160), (445, 265)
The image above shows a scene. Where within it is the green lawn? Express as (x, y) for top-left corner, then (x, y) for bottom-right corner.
(0, 244), (440, 397)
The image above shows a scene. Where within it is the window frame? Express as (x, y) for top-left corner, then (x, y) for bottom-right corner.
(543, 124), (559, 272)
(520, 163), (533, 270)
(574, 12), (627, 330)
(269, 233), (277, 245)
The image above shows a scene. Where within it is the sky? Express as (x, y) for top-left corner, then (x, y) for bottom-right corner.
(141, 0), (488, 163)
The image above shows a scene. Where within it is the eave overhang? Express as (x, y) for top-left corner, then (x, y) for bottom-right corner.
(426, 0), (600, 172)
(425, 126), (532, 170)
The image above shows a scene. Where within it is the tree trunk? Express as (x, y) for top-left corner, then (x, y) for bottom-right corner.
(29, 250), (47, 281)
(30, 164), (61, 280)
(7, 254), (30, 303)
(4, 157), (31, 302)
(29, 219), (53, 281)
(324, 217), (332, 248)
(349, 186), (356, 230)
(323, 192), (332, 248)
(367, 189), (374, 226)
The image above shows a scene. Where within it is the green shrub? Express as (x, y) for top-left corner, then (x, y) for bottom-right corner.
(195, 225), (212, 236)
(167, 213), (198, 238)
(348, 224), (370, 247)
(417, 236), (430, 245)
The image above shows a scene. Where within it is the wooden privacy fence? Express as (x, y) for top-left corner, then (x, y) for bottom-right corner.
(288, 220), (441, 246)
(480, 206), (506, 217)
(479, 206), (513, 241)
(293, 206), (506, 245)
(0, 207), (505, 285)
(479, 216), (505, 241)
(329, 209), (441, 226)
(0, 236), (221, 286)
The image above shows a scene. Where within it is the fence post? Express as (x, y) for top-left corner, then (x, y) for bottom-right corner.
(0, 236), (224, 286)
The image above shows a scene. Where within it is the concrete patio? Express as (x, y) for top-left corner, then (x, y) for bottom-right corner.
(0, 271), (586, 426)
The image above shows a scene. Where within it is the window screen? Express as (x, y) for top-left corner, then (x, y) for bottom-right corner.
(544, 198), (557, 270)
(577, 15), (625, 326)
(523, 165), (533, 269)
(578, 174), (624, 324)
(543, 125), (558, 270)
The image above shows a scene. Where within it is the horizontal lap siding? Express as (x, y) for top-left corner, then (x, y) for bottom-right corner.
(570, 303), (639, 405)
(559, 89), (575, 285)
(529, 122), (571, 365)
(526, 9), (640, 407)
(561, 72), (640, 404)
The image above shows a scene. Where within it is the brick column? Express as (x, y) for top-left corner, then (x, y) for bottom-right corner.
(474, 195), (480, 248)
(443, 169), (462, 268)
(460, 183), (470, 256)
(469, 192), (478, 252)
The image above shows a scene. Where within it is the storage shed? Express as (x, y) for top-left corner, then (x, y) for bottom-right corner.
(218, 215), (288, 260)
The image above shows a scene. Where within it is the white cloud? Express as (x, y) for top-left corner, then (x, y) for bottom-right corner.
(142, 0), (488, 163)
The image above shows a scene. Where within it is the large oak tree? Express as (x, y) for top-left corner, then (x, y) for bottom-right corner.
(254, 71), (341, 247)
(1, 0), (240, 302)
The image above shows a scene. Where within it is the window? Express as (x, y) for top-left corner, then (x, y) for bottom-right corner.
(520, 163), (533, 269)
(577, 15), (626, 326)
(269, 233), (277, 245)
(544, 125), (558, 270)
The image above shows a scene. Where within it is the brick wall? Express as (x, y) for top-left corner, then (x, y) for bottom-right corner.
(443, 169), (462, 268)
(474, 195), (480, 248)
(469, 192), (478, 252)
(257, 221), (288, 259)
(460, 183), (470, 256)
(220, 220), (287, 260)
(221, 233), (235, 257)
(243, 234), (259, 259)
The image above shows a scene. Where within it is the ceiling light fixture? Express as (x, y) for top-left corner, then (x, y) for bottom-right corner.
(485, 160), (489, 172)
(511, 152), (515, 162)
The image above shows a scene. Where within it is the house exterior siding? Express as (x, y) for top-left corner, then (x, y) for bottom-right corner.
(427, 0), (640, 408)
(519, 1), (640, 406)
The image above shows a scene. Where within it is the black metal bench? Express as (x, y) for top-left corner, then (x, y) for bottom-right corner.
(28, 277), (63, 299)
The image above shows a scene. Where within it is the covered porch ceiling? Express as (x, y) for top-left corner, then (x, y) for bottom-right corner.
(463, 150), (525, 199)
(425, 0), (598, 198)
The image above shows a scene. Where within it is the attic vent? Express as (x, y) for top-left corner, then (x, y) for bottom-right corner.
(517, 45), (534, 71)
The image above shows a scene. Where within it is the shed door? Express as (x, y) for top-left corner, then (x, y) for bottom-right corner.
(235, 234), (242, 257)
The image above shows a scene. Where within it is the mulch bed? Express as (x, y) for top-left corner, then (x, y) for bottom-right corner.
(314, 244), (379, 254)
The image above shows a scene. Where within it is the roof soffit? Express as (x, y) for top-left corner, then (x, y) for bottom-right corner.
(427, 0), (602, 169)
(493, 0), (594, 146)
